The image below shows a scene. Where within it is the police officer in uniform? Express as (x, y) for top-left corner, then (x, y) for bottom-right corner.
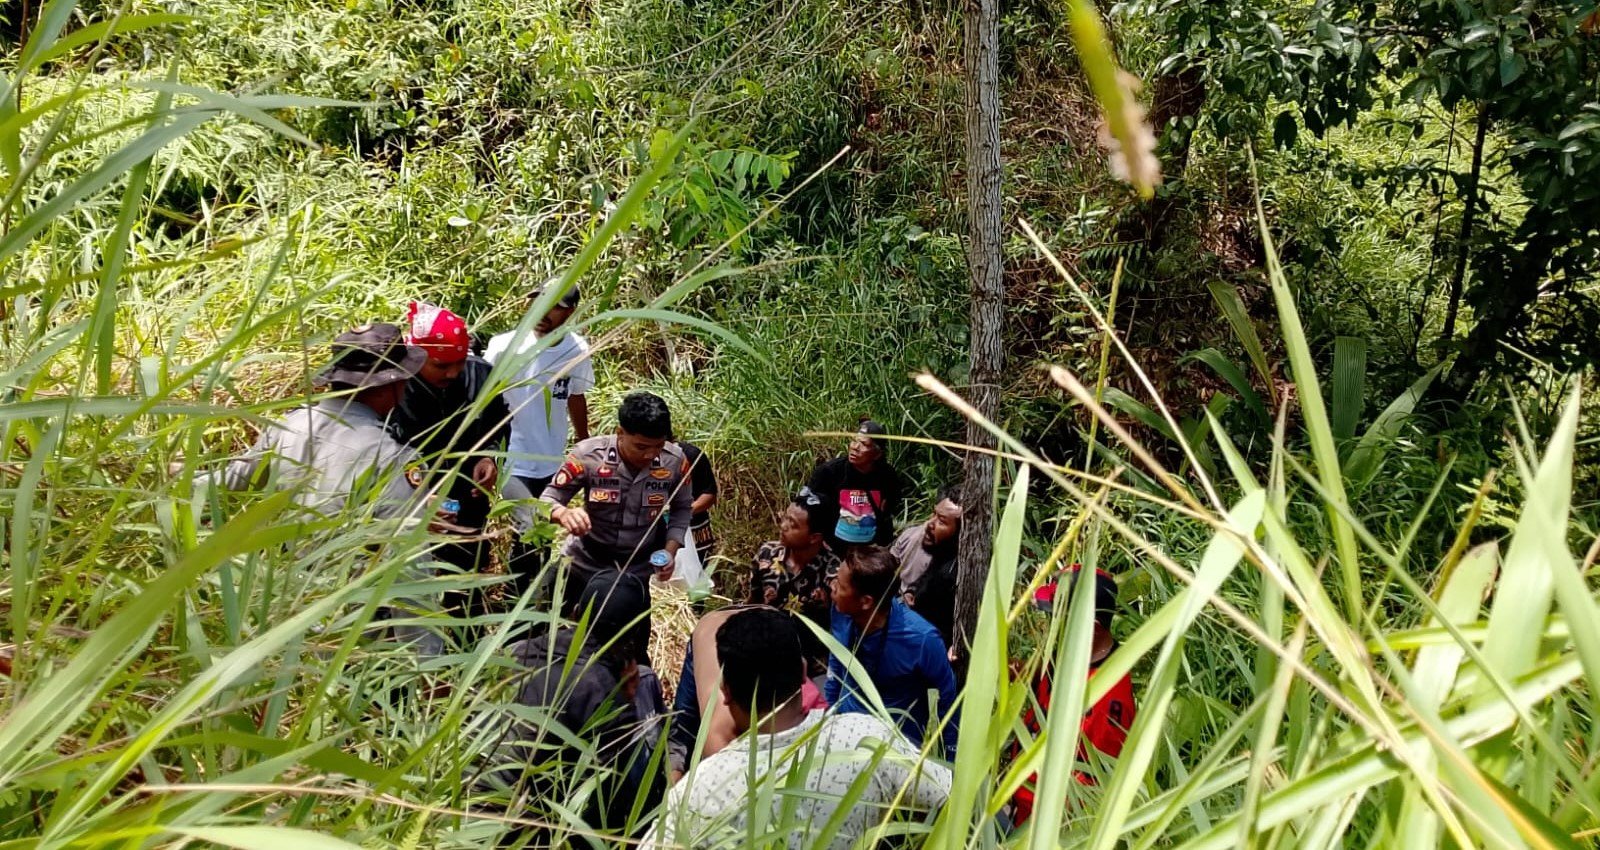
(541, 391), (693, 599)
(220, 322), (429, 520)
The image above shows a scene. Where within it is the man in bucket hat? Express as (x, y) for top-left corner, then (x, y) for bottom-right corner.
(219, 322), (432, 519)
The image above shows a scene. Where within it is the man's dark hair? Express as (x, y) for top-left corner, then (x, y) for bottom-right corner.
(532, 281), (582, 309)
(573, 571), (651, 668)
(844, 544), (899, 603)
(716, 608), (805, 714)
(617, 391), (672, 439)
(937, 486), (963, 508)
(792, 488), (829, 538)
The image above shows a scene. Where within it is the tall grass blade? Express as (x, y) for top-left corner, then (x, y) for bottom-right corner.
(1205, 281), (1275, 405)
(933, 465), (1026, 849)
(0, 492), (297, 785)
(40, 565), (397, 841)
(1181, 653), (1585, 850)
(164, 826), (365, 850)
(1343, 366), (1441, 487)
(1024, 564), (1100, 850)
(1086, 490), (1265, 850)
(1248, 162), (1361, 618)
(1474, 387), (1578, 717)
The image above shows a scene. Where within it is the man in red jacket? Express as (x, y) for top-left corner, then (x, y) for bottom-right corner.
(1013, 566), (1137, 824)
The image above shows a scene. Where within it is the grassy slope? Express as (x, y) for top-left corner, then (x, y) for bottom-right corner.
(7, 0), (1600, 847)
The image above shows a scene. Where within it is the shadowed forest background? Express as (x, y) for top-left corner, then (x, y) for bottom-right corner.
(3, 0), (1600, 846)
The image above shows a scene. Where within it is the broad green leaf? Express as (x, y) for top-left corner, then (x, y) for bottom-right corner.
(1185, 347), (1268, 424)
(1100, 387), (1179, 443)
(1330, 335), (1367, 441)
(1343, 366), (1441, 486)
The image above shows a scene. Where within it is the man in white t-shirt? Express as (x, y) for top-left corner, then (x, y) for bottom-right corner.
(647, 608), (951, 850)
(483, 282), (595, 599)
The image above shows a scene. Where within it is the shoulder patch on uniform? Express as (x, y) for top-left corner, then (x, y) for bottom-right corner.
(553, 458), (583, 487)
(650, 467), (672, 480)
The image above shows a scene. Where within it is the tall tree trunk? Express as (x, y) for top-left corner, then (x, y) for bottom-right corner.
(1441, 107), (1490, 345)
(954, 0), (1003, 664)
(1433, 227), (1563, 406)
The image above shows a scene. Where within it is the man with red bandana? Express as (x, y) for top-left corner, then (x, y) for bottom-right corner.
(1012, 566), (1137, 824)
(391, 302), (512, 589)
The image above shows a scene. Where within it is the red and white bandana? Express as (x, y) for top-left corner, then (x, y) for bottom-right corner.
(405, 301), (469, 363)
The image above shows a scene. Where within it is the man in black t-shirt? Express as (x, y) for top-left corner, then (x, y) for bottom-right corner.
(674, 436), (719, 560)
(891, 490), (963, 648)
(806, 418), (904, 553)
(391, 302), (511, 586)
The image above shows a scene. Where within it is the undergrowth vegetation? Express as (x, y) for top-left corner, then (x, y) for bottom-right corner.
(3, 0), (1599, 847)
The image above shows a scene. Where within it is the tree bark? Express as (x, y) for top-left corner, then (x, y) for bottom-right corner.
(1433, 227), (1564, 406)
(1441, 107), (1490, 345)
(954, 0), (1003, 664)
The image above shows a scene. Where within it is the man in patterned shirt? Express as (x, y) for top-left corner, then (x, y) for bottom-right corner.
(750, 489), (840, 622)
(646, 608), (951, 850)
(750, 487), (841, 677)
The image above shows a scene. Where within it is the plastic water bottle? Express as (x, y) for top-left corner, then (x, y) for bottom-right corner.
(649, 550), (671, 570)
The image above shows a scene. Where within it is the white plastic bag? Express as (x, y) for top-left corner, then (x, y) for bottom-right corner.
(669, 533), (713, 598)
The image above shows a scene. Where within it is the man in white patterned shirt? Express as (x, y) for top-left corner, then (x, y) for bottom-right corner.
(647, 607), (952, 850)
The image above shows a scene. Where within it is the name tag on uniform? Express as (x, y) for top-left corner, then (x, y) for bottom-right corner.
(590, 488), (621, 503)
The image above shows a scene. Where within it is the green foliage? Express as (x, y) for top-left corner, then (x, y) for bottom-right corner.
(5, 0), (1600, 848)
(1128, 0), (1600, 405)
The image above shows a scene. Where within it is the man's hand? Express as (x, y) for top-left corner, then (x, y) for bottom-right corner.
(763, 586), (779, 604)
(552, 505), (592, 536)
(903, 591), (916, 607)
(655, 548), (677, 582)
(472, 458), (498, 489)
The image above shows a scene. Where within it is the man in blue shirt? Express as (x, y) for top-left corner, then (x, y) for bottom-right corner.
(826, 545), (959, 758)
